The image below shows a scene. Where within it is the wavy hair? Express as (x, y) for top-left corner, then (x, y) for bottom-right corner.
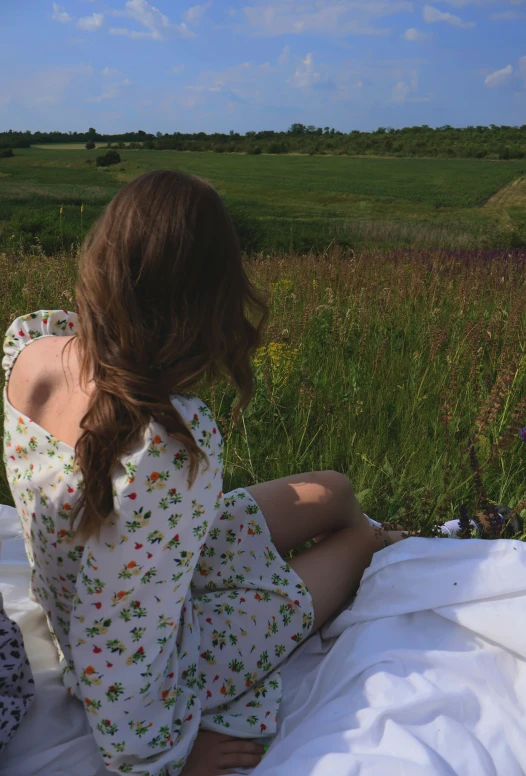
(63, 169), (269, 540)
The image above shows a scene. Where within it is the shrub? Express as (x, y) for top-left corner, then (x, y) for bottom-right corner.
(96, 150), (121, 167)
(267, 142), (288, 154)
(0, 148), (14, 158)
(247, 146), (262, 155)
(85, 141), (96, 150)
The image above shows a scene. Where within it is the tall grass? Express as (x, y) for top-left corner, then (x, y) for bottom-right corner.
(1, 247), (525, 549)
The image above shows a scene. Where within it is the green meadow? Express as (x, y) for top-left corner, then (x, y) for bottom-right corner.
(1, 147), (525, 255)
(1, 146), (525, 545)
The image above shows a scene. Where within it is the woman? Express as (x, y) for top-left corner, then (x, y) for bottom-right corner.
(2, 170), (404, 775)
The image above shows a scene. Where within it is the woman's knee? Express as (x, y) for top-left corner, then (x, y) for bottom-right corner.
(313, 470), (356, 530)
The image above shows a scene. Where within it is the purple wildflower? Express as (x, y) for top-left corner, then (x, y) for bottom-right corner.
(520, 427), (526, 444)
(458, 504), (472, 539)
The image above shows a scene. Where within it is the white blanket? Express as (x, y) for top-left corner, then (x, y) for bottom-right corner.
(1, 503), (526, 776)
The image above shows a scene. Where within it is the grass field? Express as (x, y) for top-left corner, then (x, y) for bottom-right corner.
(1, 148), (525, 254)
(1, 247), (525, 547)
(32, 143), (110, 150)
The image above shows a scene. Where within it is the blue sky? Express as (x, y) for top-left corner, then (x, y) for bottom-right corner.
(0, 0), (524, 134)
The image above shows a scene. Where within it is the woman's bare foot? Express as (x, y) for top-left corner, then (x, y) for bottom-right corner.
(372, 527), (410, 548)
(181, 730), (266, 776)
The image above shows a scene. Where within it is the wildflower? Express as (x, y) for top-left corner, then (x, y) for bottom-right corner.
(253, 342), (299, 386)
(269, 279), (294, 295)
(520, 427), (526, 444)
(59, 206), (63, 215)
(81, 204), (85, 213)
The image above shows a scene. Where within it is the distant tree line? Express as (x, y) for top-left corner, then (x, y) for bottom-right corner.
(1, 123), (525, 159)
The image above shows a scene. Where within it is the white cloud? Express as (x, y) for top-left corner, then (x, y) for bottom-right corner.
(390, 80), (411, 102)
(86, 78), (131, 102)
(403, 27), (426, 40)
(242, 0), (413, 37)
(387, 68), (432, 103)
(171, 64), (185, 74)
(182, 49), (293, 102)
(288, 53), (321, 88)
(77, 13), (104, 31)
(423, 4), (476, 27)
(181, 94), (202, 110)
(158, 47), (436, 123)
(484, 64), (513, 88)
(101, 67), (122, 78)
(52, 3), (72, 23)
(434, 0), (494, 6)
(183, 3), (211, 26)
(110, 0), (194, 40)
(125, 0), (170, 38)
(2, 64), (93, 108)
(278, 45), (290, 65)
(436, 0), (480, 5)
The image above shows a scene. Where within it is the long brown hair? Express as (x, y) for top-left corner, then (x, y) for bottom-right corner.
(63, 169), (268, 540)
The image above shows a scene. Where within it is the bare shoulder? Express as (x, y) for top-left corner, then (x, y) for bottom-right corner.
(8, 335), (75, 409)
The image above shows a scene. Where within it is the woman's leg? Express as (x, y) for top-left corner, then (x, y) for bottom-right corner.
(246, 471), (406, 634)
(287, 525), (400, 633)
(246, 470), (369, 557)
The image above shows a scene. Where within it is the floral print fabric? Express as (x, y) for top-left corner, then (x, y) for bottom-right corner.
(2, 310), (314, 775)
(0, 593), (35, 751)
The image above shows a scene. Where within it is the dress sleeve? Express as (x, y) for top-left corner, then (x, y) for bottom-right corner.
(68, 397), (224, 775)
(2, 309), (79, 383)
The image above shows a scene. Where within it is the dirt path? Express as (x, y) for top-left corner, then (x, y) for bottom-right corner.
(484, 175), (526, 209)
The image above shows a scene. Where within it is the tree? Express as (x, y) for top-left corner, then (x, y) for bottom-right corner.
(88, 127), (97, 140)
(96, 149), (121, 167)
(85, 141), (96, 150)
(289, 123), (306, 135)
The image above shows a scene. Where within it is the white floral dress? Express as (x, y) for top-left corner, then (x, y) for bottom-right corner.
(2, 310), (315, 775)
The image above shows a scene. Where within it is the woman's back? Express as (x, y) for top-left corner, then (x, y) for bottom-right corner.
(3, 309), (227, 770)
(3, 308), (314, 775)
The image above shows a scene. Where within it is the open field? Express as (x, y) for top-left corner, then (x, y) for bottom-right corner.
(1, 148), (525, 254)
(1, 248), (525, 547)
(32, 143), (109, 150)
(485, 175), (526, 208)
